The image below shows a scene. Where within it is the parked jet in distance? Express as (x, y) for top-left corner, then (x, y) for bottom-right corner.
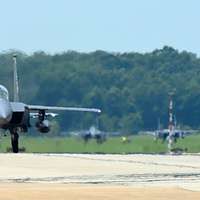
(0, 55), (101, 153)
(80, 126), (106, 144)
(155, 128), (185, 143)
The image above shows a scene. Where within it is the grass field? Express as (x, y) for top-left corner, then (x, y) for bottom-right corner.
(0, 135), (200, 153)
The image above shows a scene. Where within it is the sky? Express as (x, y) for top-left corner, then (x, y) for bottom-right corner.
(0, 0), (200, 55)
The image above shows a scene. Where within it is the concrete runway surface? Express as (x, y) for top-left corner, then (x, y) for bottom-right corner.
(1, 153), (200, 199)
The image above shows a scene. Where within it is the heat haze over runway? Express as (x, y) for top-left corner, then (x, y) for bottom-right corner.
(1, 153), (200, 199)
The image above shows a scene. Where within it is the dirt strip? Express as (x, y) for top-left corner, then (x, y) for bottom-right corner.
(0, 184), (200, 200)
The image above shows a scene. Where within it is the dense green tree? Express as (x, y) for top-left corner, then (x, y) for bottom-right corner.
(0, 47), (199, 133)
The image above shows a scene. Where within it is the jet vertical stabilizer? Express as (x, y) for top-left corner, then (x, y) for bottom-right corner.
(13, 55), (19, 102)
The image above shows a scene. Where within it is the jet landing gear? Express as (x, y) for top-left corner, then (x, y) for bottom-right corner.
(10, 129), (19, 153)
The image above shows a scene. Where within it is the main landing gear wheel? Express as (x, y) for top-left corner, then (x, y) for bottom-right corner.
(11, 132), (19, 153)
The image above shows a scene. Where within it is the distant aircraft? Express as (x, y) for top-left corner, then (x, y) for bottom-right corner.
(80, 126), (106, 144)
(0, 55), (101, 153)
(155, 128), (185, 143)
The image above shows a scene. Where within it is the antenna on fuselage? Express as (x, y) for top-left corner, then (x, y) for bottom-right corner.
(13, 54), (19, 102)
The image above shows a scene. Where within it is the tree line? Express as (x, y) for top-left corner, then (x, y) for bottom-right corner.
(0, 46), (199, 133)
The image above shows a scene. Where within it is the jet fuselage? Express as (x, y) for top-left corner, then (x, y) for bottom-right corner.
(0, 85), (12, 127)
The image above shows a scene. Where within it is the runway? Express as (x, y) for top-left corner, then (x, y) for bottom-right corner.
(1, 153), (200, 199)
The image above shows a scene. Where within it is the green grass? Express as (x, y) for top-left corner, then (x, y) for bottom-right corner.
(0, 134), (200, 153)
(173, 135), (200, 153)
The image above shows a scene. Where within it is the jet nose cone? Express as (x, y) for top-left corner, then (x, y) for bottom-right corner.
(0, 111), (9, 119)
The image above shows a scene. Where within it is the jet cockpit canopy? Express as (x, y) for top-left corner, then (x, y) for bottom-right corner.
(0, 85), (9, 100)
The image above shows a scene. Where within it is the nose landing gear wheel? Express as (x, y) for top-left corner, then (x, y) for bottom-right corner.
(11, 132), (19, 153)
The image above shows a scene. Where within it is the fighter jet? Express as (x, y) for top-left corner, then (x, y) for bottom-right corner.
(0, 55), (101, 153)
(155, 128), (185, 143)
(80, 126), (106, 144)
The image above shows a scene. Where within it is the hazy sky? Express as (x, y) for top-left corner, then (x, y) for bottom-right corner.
(0, 0), (200, 54)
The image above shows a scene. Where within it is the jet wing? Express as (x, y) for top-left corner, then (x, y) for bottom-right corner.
(26, 105), (101, 113)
